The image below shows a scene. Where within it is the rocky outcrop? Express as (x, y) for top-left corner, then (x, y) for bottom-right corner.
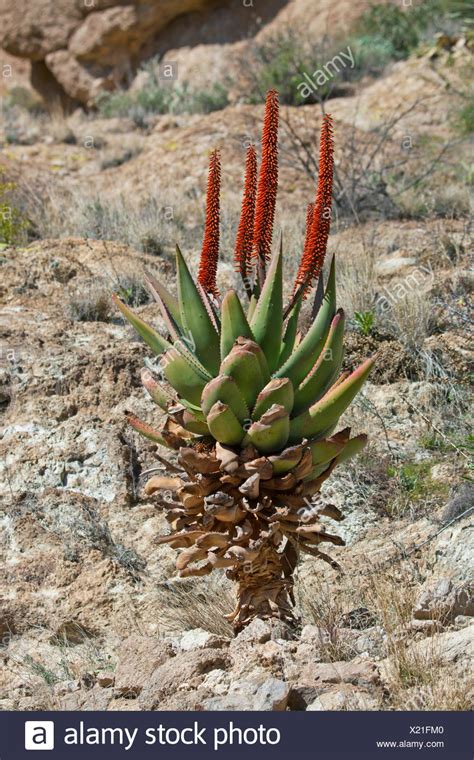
(0, 0), (221, 106)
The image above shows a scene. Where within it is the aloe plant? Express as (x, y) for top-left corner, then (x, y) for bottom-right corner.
(114, 90), (374, 631)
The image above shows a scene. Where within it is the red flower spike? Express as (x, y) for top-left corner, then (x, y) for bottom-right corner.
(252, 89), (279, 280)
(303, 202), (315, 257)
(234, 144), (257, 293)
(294, 114), (334, 298)
(198, 149), (221, 298)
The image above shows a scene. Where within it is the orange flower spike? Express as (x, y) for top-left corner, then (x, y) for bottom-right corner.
(198, 149), (221, 298)
(294, 114), (334, 297)
(303, 202), (315, 258)
(253, 89), (279, 279)
(234, 144), (257, 291)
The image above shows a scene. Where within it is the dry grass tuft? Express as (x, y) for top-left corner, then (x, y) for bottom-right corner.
(152, 575), (235, 637)
(337, 242), (377, 318)
(67, 284), (111, 322)
(384, 290), (434, 352)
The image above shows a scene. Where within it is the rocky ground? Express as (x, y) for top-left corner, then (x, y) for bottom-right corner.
(0, 0), (473, 712)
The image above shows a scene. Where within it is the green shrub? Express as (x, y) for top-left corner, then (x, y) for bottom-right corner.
(5, 86), (44, 114)
(349, 34), (396, 74)
(177, 82), (229, 114)
(356, 0), (473, 60)
(97, 76), (229, 120)
(245, 32), (317, 105)
(0, 177), (29, 246)
(456, 97), (474, 135)
(353, 309), (375, 336)
(355, 4), (420, 59)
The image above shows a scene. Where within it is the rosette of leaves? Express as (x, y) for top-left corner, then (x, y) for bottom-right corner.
(114, 91), (374, 631)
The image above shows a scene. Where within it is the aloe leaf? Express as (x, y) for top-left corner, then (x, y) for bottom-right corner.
(311, 270), (324, 319)
(181, 410), (210, 436)
(220, 340), (268, 409)
(144, 269), (182, 328)
(252, 377), (294, 420)
(244, 404), (290, 454)
(268, 445), (303, 475)
(220, 290), (254, 360)
(303, 434), (368, 484)
(178, 399), (207, 422)
(277, 296), (301, 369)
(144, 278), (182, 344)
(289, 356), (375, 444)
(302, 462), (331, 483)
(197, 281), (221, 332)
(334, 434), (368, 465)
(276, 255), (336, 387)
(126, 414), (172, 447)
(308, 438), (345, 466)
(247, 293), (258, 321)
(201, 375), (249, 423)
(176, 245), (220, 375)
(207, 401), (245, 446)
(172, 337), (212, 381)
(292, 308), (345, 415)
(241, 338), (271, 382)
(161, 348), (209, 406)
(141, 368), (172, 412)
(250, 243), (283, 373)
(113, 295), (170, 356)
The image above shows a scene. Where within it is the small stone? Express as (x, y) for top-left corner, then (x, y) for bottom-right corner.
(261, 640), (283, 662)
(139, 649), (228, 710)
(235, 618), (271, 644)
(60, 685), (112, 711)
(288, 657), (380, 709)
(114, 636), (172, 697)
(179, 628), (228, 651)
(413, 578), (474, 623)
(307, 685), (380, 711)
(201, 668), (230, 695)
(96, 671), (115, 688)
(202, 694), (252, 710)
(454, 615), (473, 628)
(254, 678), (289, 711)
(376, 256), (417, 275)
(300, 624), (325, 642)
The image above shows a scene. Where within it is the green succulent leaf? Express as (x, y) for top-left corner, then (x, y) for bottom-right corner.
(268, 445), (304, 475)
(303, 434), (368, 484)
(140, 368), (172, 412)
(181, 409), (210, 436)
(308, 438), (345, 466)
(220, 339), (269, 409)
(113, 295), (170, 356)
(244, 404), (290, 454)
(278, 296), (302, 369)
(289, 356), (375, 444)
(126, 414), (172, 448)
(220, 290), (254, 360)
(176, 245), (220, 375)
(276, 255), (336, 388)
(207, 401), (245, 445)
(334, 433), (368, 465)
(252, 377), (294, 420)
(292, 308), (345, 415)
(161, 347), (209, 406)
(201, 375), (249, 423)
(250, 243), (283, 373)
(247, 293), (258, 321)
(144, 269), (182, 328)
